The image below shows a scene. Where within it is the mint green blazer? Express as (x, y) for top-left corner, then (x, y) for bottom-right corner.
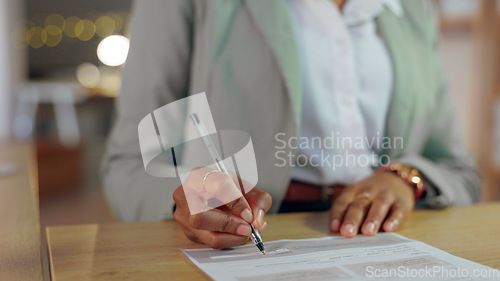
(102, 0), (481, 221)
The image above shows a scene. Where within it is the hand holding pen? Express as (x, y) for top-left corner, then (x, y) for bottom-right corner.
(172, 114), (271, 252)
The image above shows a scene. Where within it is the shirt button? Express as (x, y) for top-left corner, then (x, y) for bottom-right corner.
(342, 98), (352, 106)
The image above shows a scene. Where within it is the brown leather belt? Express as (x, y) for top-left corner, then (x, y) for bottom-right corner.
(284, 181), (345, 202)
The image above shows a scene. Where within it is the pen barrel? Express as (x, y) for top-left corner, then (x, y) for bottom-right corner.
(189, 113), (229, 174)
(256, 242), (265, 253)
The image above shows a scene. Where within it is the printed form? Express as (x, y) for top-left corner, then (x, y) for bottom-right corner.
(182, 233), (499, 280)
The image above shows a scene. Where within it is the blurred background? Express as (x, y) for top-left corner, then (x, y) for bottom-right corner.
(2, 0), (132, 229)
(1, 0), (500, 279)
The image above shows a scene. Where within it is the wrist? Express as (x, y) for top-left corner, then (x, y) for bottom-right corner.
(376, 163), (426, 201)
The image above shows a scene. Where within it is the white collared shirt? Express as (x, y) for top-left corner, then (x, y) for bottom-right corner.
(288, 0), (404, 185)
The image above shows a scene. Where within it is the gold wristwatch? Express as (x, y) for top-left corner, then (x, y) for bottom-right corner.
(378, 163), (426, 200)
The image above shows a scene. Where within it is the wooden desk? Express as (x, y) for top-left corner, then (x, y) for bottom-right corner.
(47, 203), (500, 281)
(0, 142), (43, 280)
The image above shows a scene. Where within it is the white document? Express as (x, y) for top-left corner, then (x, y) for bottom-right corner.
(181, 233), (499, 280)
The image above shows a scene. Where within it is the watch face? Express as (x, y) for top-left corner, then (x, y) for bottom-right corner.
(388, 163), (426, 200)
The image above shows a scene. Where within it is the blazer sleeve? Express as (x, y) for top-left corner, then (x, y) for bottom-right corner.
(395, 87), (482, 208)
(393, 2), (481, 208)
(101, 0), (194, 221)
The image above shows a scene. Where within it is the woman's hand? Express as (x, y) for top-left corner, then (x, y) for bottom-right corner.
(329, 171), (415, 238)
(173, 167), (272, 249)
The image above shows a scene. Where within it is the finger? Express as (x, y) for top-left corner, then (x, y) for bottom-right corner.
(329, 188), (357, 232)
(173, 187), (195, 229)
(179, 227), (202, 244)
(195, 229), (251, 249)
(382, 201), (408, 232)
(181, 168), (221, 214)
(173, 184), (188, 205)
(173, 192), (205, 244)
(259, 221), (268, 232)
(204, 171), (253, 223)
(361, 192), (394, 236)
(340, 196), (371, 238)
(246, 189), (272, 228)
(189, 208), (252, 236)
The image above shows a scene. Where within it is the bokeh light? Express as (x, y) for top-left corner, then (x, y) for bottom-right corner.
(108, 13), (124, 33)
(97, 35), (130, 67)
(27, 26), (47, 49)
(15, 21), (33, 48)
(75, 19), (96, 41)
(44, 14), (65, 29)
(64, 16), (80, 38)
(44, 25), (63, 47)
(100, 68), (122, 92)
(25, 13), (130, 49)
(76, 63), (101, 88)
(95, 16), (115, 37)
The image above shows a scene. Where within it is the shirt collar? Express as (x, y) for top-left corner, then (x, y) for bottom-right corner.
(383, 0), (404, 18)
(343, 0), (404, 26)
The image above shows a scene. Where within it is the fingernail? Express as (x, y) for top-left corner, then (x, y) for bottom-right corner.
(257, 210), (265, 226)
(259, 222), (267, 232)
(236, 224), (251, 236)
(366, 222), (376, 235)
(241, 209), (253, 223)
(387, 219), (399, 232)
(330, 219), (340, 232)
(343, 224), (355, 236)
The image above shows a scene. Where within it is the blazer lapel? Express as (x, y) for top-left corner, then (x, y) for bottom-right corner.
(377, 8), (417, 158)
(245, 0), (302, 132)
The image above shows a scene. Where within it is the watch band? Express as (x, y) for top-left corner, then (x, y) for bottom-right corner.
(377, 163), (426, 201)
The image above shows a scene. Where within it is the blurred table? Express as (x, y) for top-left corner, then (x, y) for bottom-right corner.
(0, 142), (43, 280)
(47, 203), (500, 281)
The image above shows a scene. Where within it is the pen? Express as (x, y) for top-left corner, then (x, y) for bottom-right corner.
(190, 113), (265, 255)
